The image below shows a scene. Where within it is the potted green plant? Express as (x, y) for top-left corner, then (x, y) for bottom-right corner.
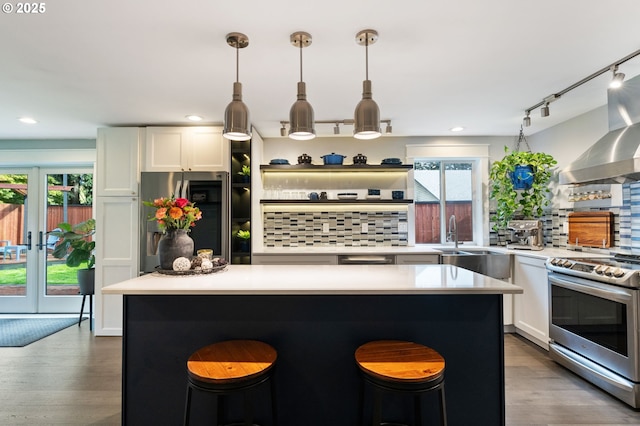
(238, 165), (250, 183)
(489, 146), (557, 233)
(236, 229), (250, 252)
(50, 218), (96, 295)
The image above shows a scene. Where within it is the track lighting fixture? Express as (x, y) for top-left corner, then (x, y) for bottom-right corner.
(288, 32), (315, 140)
(279, 119), (392, 137)
(353, 29), (381, 140)
(522, 48), (640, 127)
(610, 65), (625, 89)
(223, 32), (251, 141)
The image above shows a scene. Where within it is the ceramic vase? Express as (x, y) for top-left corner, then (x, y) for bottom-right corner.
(158, 229), (194, 270)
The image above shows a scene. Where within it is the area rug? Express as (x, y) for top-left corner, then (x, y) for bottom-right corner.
(0, 317), (85, 347)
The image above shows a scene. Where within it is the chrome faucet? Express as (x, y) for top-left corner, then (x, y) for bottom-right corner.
(447, 214), (458, 248)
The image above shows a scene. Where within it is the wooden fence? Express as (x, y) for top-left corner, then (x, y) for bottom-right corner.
(415, 202), (473, 244)
(0, 205), (92, 245)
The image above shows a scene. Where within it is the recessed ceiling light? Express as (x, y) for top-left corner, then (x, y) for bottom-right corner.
(19, 117), (37, 124)
(450, 126), (464, 132)
(186, 115), (203, 122)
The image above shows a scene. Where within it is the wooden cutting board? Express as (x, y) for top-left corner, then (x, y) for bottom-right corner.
(567, 212), (614, 248)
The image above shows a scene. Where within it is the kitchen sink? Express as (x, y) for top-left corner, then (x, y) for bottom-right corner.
(439, 249), (511, 279)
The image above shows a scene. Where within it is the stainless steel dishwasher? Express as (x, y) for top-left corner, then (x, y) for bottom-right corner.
(337, 255), (396, 265)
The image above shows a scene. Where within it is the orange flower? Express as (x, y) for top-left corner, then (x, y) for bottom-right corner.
(169, 206), (183, 220)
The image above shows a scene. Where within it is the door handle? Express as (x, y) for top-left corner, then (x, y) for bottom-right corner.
(27, 231), (32, 250)
(37, 231), (44, 250)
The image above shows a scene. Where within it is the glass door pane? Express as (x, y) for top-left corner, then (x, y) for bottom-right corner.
(444, 162), (473, 243)
(0, 169), (37, 312)
(38, 169), (93, 313)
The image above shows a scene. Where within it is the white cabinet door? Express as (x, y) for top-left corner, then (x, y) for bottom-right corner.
(96, 127), (140, 196)
(396, 254), (439, 264)
(513, 255), (549, 349)
(144, 126), (229, 172)
(188, 127), (228, 171)
(144, 127), (186, 171)
(94, 196), (140, 336)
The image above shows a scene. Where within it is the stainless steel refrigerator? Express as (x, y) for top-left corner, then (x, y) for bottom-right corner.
(139, 171), (229, 273)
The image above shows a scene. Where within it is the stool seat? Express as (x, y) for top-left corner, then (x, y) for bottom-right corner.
(184, 340), (278, 426)
(355, 340), (445, 384)
(356, 340), (447, 426)
(188, 339), (277, 385)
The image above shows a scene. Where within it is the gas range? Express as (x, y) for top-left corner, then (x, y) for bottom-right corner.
(545, 254), (640, 288)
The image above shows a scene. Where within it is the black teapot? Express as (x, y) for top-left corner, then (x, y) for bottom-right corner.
(298, 153), (312, 164)
(353, 153), (367, 164)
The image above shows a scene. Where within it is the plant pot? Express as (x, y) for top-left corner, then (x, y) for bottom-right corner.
(239, 239), (250, 252)
(510, 165), (534, 190)
(77, 268), (95, 295)
(240, 174), (250, 183)
(158, 229), (194, 270)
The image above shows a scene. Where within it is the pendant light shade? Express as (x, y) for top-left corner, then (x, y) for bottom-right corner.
(223, 33), (251, 141)
(354, 29), (381, 140)
(288, 32), (315, 141)
(354, 80), (381, 139)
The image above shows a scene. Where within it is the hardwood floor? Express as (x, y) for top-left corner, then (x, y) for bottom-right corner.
(505, 333), (640, 425)
(1, 325), (639, 425)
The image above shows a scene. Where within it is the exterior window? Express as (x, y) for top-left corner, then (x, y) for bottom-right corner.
(414, 161), (473, 244)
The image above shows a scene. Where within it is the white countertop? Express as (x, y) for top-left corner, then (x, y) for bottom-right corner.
(102, 264), (522, 296)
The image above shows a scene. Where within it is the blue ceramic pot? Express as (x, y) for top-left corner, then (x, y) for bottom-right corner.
(321, 153), (346, 165)
(510, 165), (534, 190)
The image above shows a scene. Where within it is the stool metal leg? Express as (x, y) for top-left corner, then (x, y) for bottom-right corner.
(438, 384), (447, 426)
(183, 385), (193, 426)
(372, 387), (382, 426)
(358, 379), (365, 426)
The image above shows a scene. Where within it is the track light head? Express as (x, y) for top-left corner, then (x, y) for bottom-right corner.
(523, 112), (531, 127)
(610, 65), (625, 89)
(541, 103), (550, 118)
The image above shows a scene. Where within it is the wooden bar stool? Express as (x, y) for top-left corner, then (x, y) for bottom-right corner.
(355, 340), (447, 426)
(183, 339), (278, 426)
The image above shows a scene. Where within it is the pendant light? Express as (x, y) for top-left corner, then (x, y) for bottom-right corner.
(353, 29), (381, 140)
(223, 32), (251, 141)
(288, 32), (315, 140)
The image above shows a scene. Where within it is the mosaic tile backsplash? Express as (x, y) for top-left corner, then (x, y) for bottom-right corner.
(263, 210), (408, 247)
(490, 182), (640, 254)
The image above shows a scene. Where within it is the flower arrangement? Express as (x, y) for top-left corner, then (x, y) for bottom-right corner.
(236, 229), (250, 240)
(143, 196), (202, 231)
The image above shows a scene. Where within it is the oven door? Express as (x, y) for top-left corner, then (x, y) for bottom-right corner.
(548, 272), (640, 381)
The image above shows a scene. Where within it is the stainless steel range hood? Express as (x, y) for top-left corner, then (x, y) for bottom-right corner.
(560, 74), (640, 185)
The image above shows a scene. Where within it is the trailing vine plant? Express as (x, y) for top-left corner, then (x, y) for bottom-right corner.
(489, 128), (557, 232)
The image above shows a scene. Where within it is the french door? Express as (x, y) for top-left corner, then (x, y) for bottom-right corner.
(0, 167), (94, 313)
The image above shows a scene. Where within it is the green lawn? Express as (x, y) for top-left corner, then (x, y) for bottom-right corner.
(0, 264), (81, 285)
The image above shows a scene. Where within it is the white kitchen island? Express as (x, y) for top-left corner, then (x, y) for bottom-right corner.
(103, 264), (522, 426)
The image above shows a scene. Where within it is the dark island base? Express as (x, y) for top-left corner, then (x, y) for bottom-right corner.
(122, 294), (505, 425)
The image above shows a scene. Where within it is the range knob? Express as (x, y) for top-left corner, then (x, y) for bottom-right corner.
(562, 260), (573, 268)
(550, 258), (560, 266)
(594, 265), (607, 275)
(604, 267), (615, 277)
(612, 268), (626, 278)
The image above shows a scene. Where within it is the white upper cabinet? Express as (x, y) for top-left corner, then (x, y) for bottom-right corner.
(143, 126), (229, 172)
(96, 127), (141, 197)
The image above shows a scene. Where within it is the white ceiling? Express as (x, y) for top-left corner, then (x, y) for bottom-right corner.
(2, 0), (640, 140)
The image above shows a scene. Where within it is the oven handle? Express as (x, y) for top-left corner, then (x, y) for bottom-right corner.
(548, 273), (634, 304)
